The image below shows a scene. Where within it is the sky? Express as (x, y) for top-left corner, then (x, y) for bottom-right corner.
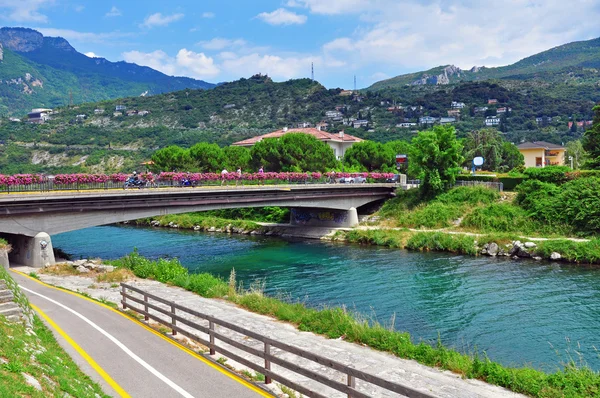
(1, 0), (600, 88)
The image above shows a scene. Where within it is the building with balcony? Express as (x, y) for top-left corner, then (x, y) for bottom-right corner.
(517, 141), (566, 168)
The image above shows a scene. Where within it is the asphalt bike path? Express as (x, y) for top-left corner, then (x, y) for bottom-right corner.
(12, 271), (268, 398)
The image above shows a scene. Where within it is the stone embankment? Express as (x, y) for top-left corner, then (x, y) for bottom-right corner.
(480, 240), (561, 261)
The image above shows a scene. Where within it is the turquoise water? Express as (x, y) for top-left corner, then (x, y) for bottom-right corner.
(54, 225), (600, 372)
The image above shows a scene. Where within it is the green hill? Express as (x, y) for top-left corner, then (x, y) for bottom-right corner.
(0, 27), (215, 116)
(368, 37), (600, 90)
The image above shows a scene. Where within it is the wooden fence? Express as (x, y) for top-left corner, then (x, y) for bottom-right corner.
(120, 283), (436, 398)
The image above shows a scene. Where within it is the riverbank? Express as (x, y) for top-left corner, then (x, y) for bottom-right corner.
(28, 252), (600, 397)
(129, 213), (600, 266)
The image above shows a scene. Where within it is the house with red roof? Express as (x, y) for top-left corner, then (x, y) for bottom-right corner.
(232, 127), (363, 159)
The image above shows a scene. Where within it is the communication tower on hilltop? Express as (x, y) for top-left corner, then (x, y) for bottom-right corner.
(311, 62), (314, 81)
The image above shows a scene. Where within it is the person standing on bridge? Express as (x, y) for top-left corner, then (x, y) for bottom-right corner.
(236, 167), (242, 186)
(221, 168), (228, 186)
(258, 166), (264, 186)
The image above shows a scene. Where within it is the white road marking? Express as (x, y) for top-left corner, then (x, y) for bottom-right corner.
(20, 285), (196, 398)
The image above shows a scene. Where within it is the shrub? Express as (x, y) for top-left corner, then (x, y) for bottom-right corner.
(497, 176), (526, 191)
(436, 186), (500, 206)
(523, 166), (571, 184)
(515, 180), (562, 225)
(558, 177), (600, 234)
(405, 232), (477, 255)
(462, 203), (534, 233)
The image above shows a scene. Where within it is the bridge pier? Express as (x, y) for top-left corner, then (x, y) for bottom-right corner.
(2, 232), (55, 268)
(290, 207), (359, 228)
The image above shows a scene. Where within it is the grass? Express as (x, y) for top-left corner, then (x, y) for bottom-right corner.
(535, 239), (600, 264)
(0, 238), (11, 251)
(96, 268), (135, 283)
(136, 214), (262, 232)
(376, 186), (575, 238)
(0, 267), (109, 397)
(108, 250), (600, 397)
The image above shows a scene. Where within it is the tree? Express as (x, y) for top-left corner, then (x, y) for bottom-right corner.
(250, 138), (282, 171)
(565, 139), (587, 169)
(189, 142), (225, 172)
(151, 146), (192, 172)
(343, 141), (393, 171)
(462, 129), (503, 171)
(409, 125), (464, 198)
(223, 146), (251, 171)
(278, 133), (337, 171)
(500, 141), (524, 171)
(583, 106), (600, 169)
(250, 133), (337, 172)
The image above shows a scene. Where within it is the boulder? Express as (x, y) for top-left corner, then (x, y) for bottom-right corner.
(98, 265), (115, 273)
(487, 243), (499, 257)
(516, 247), (531, 258)
(73, 259), (87, 267)
(533, 256), (543, 261)
(76, 265), (90, 273)
(193, 226), (201, 231)
(550, 252), (562, 260)
(524, 242), (537, 248)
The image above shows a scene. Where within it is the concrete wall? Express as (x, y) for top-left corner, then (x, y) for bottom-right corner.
(520, 148), (544, 168)
(5, 232), (55, 268)
(0, 249), (8, 269)
(290, 207), (359, 228)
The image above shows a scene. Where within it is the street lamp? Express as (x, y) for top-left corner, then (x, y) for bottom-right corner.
(568, 156), (574, 169)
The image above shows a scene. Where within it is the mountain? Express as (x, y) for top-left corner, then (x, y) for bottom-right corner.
(367, 37), (600, 90)
(0, 27), (215, 116)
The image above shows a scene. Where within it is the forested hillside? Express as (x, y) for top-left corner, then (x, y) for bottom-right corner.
(0, 27), (215, 116)
(368, 36), (600, 89)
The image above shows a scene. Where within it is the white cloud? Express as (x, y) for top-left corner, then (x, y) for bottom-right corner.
(256, 8), (307, 25)
(74, 5), (84, 12)
(202, 12), (215, 18)
(35, 28), (134, 44)
(0, 0), (54, 23)
(122, 49), (219, 79)
(84, 51), (100, 58)
(140, 12), (184, 28)
(220, 52), (317, 80)
(320, 0), (600, 73)
(198, 38), (246, 50)
(289, 0), (369, 15)
(105, 6), (121, 17)
(176, 49), (220, 77)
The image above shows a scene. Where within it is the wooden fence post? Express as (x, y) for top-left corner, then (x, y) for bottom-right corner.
(121, 285), (127, 309)
(347, 374), (355, 398)
(264, 342), (272, 384)
(171, 304), (177, 336)
(209, 321), (215, 355)
(144, 295), (149, 321)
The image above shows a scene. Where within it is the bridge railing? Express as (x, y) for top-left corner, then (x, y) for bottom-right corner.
(120, 283), (435, 398)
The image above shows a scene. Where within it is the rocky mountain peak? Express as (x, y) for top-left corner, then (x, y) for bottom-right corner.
(43, 36), (76, 52)
(0, 27), (44, 52)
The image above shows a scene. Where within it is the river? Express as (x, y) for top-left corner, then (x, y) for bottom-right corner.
(53, 225), (600, 372)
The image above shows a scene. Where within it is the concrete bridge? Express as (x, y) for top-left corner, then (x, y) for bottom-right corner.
(0, 184), (396, 268)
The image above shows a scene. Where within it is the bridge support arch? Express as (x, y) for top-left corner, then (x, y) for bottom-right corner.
(2, 232), (55, 268)
(290, 207), (359, 228)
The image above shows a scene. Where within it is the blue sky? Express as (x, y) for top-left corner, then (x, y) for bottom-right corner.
(2, 0), (600, 88)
